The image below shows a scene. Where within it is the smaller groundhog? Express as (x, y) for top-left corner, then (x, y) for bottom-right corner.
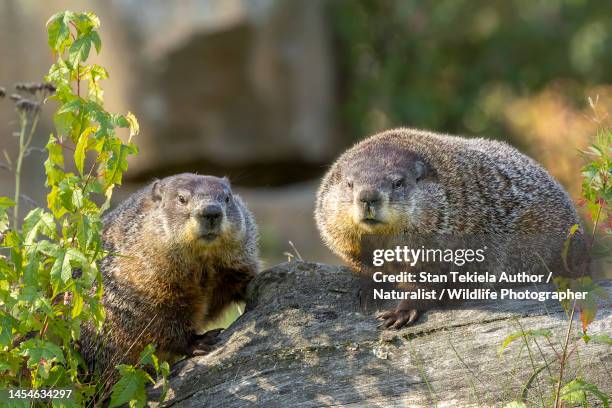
(315, 128), (587, 329)
(80, 173), (260, 382)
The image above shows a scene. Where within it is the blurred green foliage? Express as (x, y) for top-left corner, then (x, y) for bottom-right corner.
(330, 0), (612, 139)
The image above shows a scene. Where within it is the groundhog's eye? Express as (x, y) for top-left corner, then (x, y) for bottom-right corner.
(393, 178), (405, 189)
(225, 195), (231, 204)
(346, 181), (353, 189)
(177, 194), (187, 205)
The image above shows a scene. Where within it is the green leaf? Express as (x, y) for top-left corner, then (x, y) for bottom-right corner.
(46, 11), (73, 51)
(560, 379), (609, 408)
(108, 365), (152, 408)
(73, 12), (100, 35)
(103, 142), (137, 188)
(74, 127), (94, 174)
(32, 240), (60, 257)
(54, 111), (75, 137)
(160, 361), (170, 378)
(87, 65), (109, 103)
(22, 208), (57, 245)
(89, 64), (109, 80)
(90, 31), (102, 53)
(587, 334), (612, 346)
(68, 35), (92, 68)
(158, 361), (171, 404)
(20, 339), (66, 367)
(71, 290), (84, 319)
(51, 248), (71, 286)
(47, 186), (67, 218)
(57, 99), (84, 115)
(499, 329), (552, 354)
(0, 314), (17, 347)
(0, 197), (16, 208)
(45, 135), (65, 187)
(71, 187), (84, 210)
(138, 344), (159, 372)
(0, 197), (15, 232)
(49, 247), (88, 296)
(74, 136), (87, 175)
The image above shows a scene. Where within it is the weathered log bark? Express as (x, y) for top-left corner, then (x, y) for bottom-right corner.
(151, 262), (611, 407)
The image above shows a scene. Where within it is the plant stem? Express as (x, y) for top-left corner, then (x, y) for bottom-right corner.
(516, 320), (546, 407)
(12, 111), (41, 231)
(13, 113), (27, 230)
(553, 300), (576, 408)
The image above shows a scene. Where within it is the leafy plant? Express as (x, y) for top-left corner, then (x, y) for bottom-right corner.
(499, 102), (611, 408)
(0, 10), (166, 407)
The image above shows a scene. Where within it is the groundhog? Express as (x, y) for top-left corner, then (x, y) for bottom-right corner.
(315, 128), (587, 329)
(80, 173), (260, 382)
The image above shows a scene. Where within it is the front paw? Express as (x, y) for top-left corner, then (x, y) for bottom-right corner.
(377, 308), (420, 329)
(190, 328), (223, 356)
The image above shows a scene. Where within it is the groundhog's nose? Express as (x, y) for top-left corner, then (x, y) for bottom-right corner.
(200, 204), (223, 228)
(357, 189), (381, 206)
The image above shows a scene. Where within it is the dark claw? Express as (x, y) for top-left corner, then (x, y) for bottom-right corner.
(190, 328), (224, 356)
(377, 308), (420, 330)
(195, 328), (223, 345)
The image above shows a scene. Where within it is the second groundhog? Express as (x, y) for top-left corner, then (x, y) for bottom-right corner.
(81, 173), (260, 381)
(315, 128), (587, 329)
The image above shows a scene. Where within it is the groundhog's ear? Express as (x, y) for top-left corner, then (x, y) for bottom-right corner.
(414, 161), (428, 181)
(151, 180), (163, 202)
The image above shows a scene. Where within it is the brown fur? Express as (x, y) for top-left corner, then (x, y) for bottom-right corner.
(315, 128), (588, 328)
(80, 173), (260, 383)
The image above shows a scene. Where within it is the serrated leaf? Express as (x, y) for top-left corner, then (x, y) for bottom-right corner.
(560, 379), (609, 408)
(57, 99), (84, 115)
(68, 35), (92, 68)
(20, 339), (65, 367)
(22, 208), (57, 245)
(108, 366), (151, 408)
(32, 240), (60, 257)
(103, 142), (137, 188)
(73, 12), (100, 35)
(46, 11), (73, 51)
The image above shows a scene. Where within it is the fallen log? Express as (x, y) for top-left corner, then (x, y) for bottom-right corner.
(151, 262), (611, 407)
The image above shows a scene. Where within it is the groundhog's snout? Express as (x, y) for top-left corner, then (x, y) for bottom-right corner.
(354, 188), (384, 224)
(195, 204), (224, 239)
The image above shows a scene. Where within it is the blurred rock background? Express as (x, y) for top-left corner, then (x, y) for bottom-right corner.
(0, 0), (611, 267)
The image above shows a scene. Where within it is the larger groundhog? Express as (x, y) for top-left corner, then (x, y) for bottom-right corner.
(80, 173), (259, 381)
(315, 128), (587, 329)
